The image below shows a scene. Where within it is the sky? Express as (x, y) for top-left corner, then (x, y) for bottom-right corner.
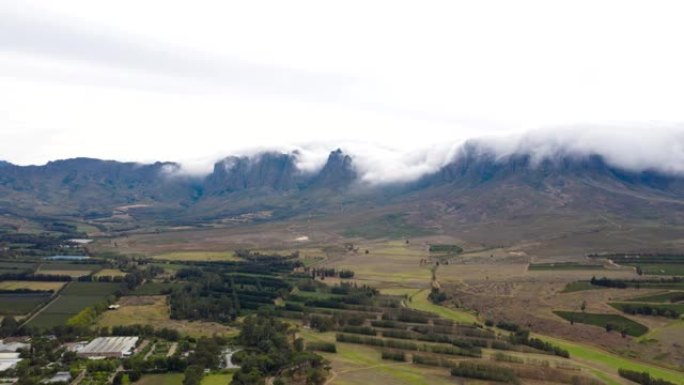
(1, 1), (684, 180)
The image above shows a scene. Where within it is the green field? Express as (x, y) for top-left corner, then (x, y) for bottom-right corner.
(0, 293), (52, 315)
(137, 374), (184, 385)
(632, 264), (684, 276)
(201, 373), (234, 385)
(39, 262), (102, 271)
(27, 282), (121, 328)
(381, 288), (478, 324)
(625, 291), (684, 303)
(132, 282), (179, 296)
(60, 282), (121, 296)
(553, 311), (649, 337)
(529, 262), (603, 271)
(539, 335), (684, 385)
(0, 261), (37, 273)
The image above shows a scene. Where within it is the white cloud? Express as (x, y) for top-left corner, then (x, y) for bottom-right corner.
(2, 0), (684, 181)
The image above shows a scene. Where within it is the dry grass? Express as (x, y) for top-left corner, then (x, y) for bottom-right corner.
(93, 268), (127, 277)
(96, 295), (237, 338)
(0, 281), (66, 291)
(150, 251), (239, 262)
(35, 269), (92, 278)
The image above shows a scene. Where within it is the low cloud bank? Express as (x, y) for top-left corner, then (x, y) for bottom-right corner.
(166, 125), (684, 183)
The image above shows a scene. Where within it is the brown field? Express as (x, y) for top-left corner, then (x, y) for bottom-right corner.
(96, 295), (236, 338)
(35, 269), (92, 278)
(93, 268), (127, 277)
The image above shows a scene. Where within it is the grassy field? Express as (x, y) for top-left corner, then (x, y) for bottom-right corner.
(93, 268), (127, 277)
(201, 373), (234, 385)
(132, 282), (179, 296)
(538, 335), (684, 385)
(96, 295), (236, 337)
(625, 291), (684, 303)
(632, 264), (684, 276)
(0, 293), (52, 315)
(386, 288), (478, 324)
(61, 282), (122, 296)
(0, 281), (65, 291)
(529, 262), (604, 271)
(553, 311), (649, 337)
(298, 329), (455, 385)
(136, 374), (184, 385)
(328, 240), (433, 287)
(394, 286), (684, 384)
(150, 251), (239, 261)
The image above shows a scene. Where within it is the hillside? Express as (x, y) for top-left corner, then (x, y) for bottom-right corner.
(1, 144), (684, 251)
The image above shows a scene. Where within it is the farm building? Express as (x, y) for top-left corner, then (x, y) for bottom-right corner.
(77, 336), (139, 358)
(0, 352), (22, 371)
(0, 339), (30, 352)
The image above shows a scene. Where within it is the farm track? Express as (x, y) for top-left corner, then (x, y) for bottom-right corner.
(20, 281), (70, 328)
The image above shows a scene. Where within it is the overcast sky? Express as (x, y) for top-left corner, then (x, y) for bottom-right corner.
(2, 1), (684, 179)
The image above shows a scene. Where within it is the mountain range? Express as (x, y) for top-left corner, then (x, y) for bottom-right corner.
(2, 143), (684, 245)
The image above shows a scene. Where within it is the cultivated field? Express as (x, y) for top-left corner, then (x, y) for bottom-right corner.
(0, 293), (52, 316)
(27, 282), (121, 329)
(93, 268), (127, 277)
(0, 281), (65, 291)
(150, 251), (239, 262)
(136, 374), (183, 385)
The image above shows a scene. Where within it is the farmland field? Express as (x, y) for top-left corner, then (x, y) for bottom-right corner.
(0, 281), (65, 291)
(0, 292), (52, 315)
(150, 251), (239, 261)
(529, 262), (604, 270)
(60, 282), (121, 296)
(93, 268), (127, 277)
(136, 374), (183, 385)
(96, 295), (236, 337)
(132, 282), (179, 296)
(27, 282), (121, 328)
(0, 261), (36, 274)
(553, 311), (649, 337)
(633, 264), (684, 276)
(625, 291), (684, 303)
(201, 373), (234, 385)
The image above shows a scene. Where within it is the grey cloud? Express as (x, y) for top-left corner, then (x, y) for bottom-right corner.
(0, 4), (357, 98)
(466, 125), (684, 175)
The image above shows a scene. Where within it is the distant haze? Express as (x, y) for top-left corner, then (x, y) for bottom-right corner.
(1, 1), (684, 182)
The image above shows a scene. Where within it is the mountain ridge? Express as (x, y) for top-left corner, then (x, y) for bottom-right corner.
(1, 145), (684, 228)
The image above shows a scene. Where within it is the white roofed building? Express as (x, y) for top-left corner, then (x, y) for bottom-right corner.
(76, 337), (139, 359)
